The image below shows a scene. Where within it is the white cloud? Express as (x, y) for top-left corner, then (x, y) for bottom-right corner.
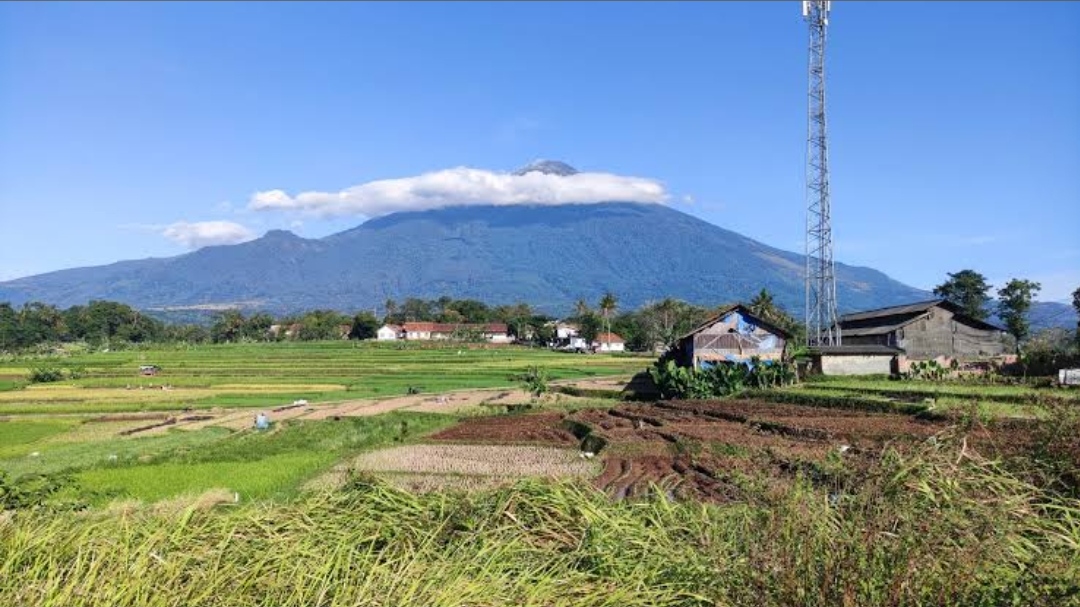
(161, 221), (256, 249)
(248, 166), (668, 218)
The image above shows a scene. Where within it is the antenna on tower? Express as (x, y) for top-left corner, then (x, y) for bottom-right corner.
(803, 0), (840, 347)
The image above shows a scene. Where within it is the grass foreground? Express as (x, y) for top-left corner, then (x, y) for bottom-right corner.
(2, 435), (1078, 607)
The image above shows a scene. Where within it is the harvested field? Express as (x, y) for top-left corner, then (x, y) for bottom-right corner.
(432, 398), (1040, 502)
(430, 411), (579, 446)
(311, 444), (598, 493)
(349, 444), (596, 477)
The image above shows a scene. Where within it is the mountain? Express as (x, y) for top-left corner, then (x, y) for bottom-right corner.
(513, 160), (580, 176)
(1, 199), (1075, 328)
(0, 201), (927, 316)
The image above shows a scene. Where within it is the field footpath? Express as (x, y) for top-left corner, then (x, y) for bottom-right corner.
(134, 374), (636, 435)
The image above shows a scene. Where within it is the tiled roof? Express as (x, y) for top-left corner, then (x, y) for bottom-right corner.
(402, 322), (508, 333)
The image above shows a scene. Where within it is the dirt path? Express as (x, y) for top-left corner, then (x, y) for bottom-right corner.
(129, 375), (633, 435)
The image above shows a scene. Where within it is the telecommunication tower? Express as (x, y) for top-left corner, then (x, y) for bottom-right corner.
(803, 0), (840, 346)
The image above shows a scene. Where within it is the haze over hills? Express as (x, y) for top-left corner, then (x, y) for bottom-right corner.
(0, 162), (1074, 329)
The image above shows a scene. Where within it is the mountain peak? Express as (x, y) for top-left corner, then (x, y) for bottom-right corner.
(262, 229), (300, 240)
(512, 159), (579, 177)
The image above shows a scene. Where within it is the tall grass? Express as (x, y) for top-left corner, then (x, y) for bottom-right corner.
(2, 436), (1077, 606)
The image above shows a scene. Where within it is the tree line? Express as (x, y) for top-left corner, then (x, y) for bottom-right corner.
(0, 292), (801, 353)
(3, 275), (1075, 354)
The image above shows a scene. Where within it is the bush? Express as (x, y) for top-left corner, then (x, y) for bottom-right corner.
(514, 365), (549, 399)
(649, 357), (796, 400)
(904, 359), (947, 381)
(27, 367), (64, 383)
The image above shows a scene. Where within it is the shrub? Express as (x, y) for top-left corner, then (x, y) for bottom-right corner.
(515, 365), (549, 399)
(904, 359), (947, 381)
(650, 357), (797, 400)
(27, 367), (64, 383)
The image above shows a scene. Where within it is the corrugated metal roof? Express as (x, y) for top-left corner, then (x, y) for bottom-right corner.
(810, 345), (904, 355)
(839, 321), (910, 337)
(839, 299), (1004, 333)
(677, 304), (793, 342)
(839, 299), (942, 323)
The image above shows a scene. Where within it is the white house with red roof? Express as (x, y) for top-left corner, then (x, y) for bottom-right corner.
(593, 332), (625, 352)
(400, 322), (510, 343)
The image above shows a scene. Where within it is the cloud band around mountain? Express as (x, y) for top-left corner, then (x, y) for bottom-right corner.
(162, 221), (256, 249)
(248, 166), (668, 217)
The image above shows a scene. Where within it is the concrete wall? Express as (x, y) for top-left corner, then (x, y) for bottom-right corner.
(819, 354), (894, 376)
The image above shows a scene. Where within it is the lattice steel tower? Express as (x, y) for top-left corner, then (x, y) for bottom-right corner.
(803, 0), (840, 346)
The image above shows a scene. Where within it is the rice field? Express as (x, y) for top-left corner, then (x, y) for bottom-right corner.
(0, 410), (456, 504)
(353, 443), (597, 478)
(0, 341), (647, 414)
(756, 375), (1075, 419)
(75, 451), (332, 503)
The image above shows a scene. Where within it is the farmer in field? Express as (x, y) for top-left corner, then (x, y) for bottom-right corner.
(254, 412), (269, 430)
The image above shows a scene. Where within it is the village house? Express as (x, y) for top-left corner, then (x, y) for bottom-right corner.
(400, 322), (511, 343)
(376, 324), (403, 341)
(548, 320), (588, 350)
(809, 299), (1008, 375)
(268, 323), (302, 340)
(555, 321), (579, 340)
(672, 304), (791, 368)
(594, 332), (625, 353)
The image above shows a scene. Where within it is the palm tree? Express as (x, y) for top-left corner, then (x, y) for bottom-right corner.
(383, 298), (398, 324)
(574, 299), (590, 319)
(749, 288), (778, 323)
(598, 292), (618, 341)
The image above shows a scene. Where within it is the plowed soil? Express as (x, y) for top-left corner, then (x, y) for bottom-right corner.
(430, 411), (579, 446)
(432, 398), (1030, 502)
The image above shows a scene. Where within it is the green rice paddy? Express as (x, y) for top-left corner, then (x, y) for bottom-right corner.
(0, 341), (648, 415)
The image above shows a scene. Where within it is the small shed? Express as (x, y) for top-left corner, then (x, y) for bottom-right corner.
(672, 304), (791, 368)
(807, 345), (903, 376)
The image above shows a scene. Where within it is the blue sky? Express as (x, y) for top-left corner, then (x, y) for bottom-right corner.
(1, 1), (1077, 301)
